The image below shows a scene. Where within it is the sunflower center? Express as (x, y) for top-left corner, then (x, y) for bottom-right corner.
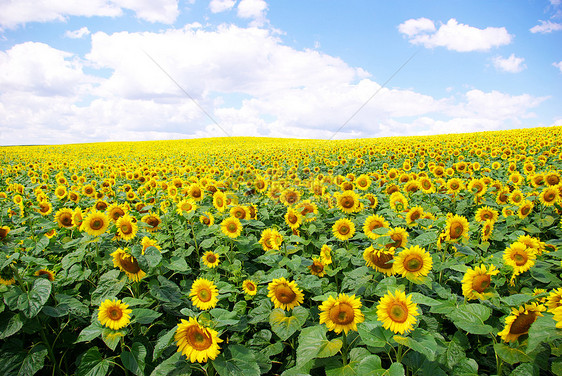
(61, 214), (73, 226)
(187, 326), (213, 351)
(40, 204), (50, 213)
(197, 288), (212, 302)
(388, 302), (408, 323)
(288, 214), (298, 224)
(311, 262), (324, 274)
(451, 183), (459, 190)
(120, 223), (133, 235)
(422, 181), (431, 189)
(206, 254), (217, 263)
(329, 303), (355, 325)
(120, 255), (141, 273)
(227, 223), (237, 233)
(472, 274), (491, 293)
(216, 198), (224, 207)
(545, 192), (556, 202)
(286, 192), (298, 204)
(341, 197), (354, 208)
(111, 209), (125, 220)
(521, 206), (530, 215)
(246, 283), (256, 291)
(108, 307), (123, 320)
(91, 218), (103, 230)
(202, 217), (210, 225)
(482, 212), (492, 220)
(0, 228), (8, 238)
(410, 212), (421, 221)
(338, 225), (349, 235)
(371, 251), (394, 269)
(146, 218), (159, 227)
(509, 313), (537, 335)
(513, 251), (528, 266)
(449, 222), (463, 239)
(403, 254), (423, 272)
(191, 189), (201, 198)
(275, 285), (296, 304)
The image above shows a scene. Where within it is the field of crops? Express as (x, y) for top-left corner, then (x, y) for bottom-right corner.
(1, 127), (562, 376)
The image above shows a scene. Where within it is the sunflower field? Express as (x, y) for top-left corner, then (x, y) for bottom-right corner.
(1, 127), (562, 376)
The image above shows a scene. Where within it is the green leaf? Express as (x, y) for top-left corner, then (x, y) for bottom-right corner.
(153, 327), (177, 361)
(358, 321), (392, 348)
(76, 321), (103, 343)
(132, 308), (162, 324)
(211, 308), (241, 327)
(296, 325), (342, 366)
(500, 294), (534, 307)
(33, 236), (50, 253)
(393, 329), (439, 361)
(21, 278), (51, 318)
(166, 256), (189, 272)
(409, 293), (441, 306)
(386, 363), (405, 376)
(0, 312), (24, 339)
(446, 331), (468, 368)
(411, 231), (438, 247)
(143, 246), (162, 268)
(447, 304), (494, 335)
(121, 342), (146, 376)
(149, 276), (183, 308)
(269, 306), (308, 341)
(77, 347), (112, 376)
(357, 355), (384, 374)
(149, 352), (183, 376)
(527, 314), (562, 353)
(102, 328), (125, 351)
(213, 345), (260, 376)
(511, 363), (539, 376)
(17, 344), (48, 376)
(199, 238), (215, 249)
(493, 343), (531, 365)
(90, 270), (126, 306)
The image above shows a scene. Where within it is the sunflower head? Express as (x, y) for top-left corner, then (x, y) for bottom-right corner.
(497, 303), (545, 342)
(111, 248), (146, 282)
(220, 217), (243, 238)
(189, 278), (219, 310)
(98, 299), (132, 330)
(242, 279), (258, 296)
(461, 264), (499, 300)
(81, 210), (110, 237)
(363, 246), (395, 276)
(376, 290), (419, 334)
(319, 293), (365, 334)
(116, 214), (138, 241)
(202, 251), (220, 268)
(445, 214), (469, 242)
(394, 245), (433, 279)
(267, 277), (304, 311)
(175, 317), (223, 363)
(309, 257), (326, 277)
(332, 218), (356, 241)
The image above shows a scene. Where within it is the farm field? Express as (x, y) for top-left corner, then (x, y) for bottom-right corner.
(1, 127), (562, 376)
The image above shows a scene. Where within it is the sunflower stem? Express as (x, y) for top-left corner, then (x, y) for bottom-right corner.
(395, 344), (403, 363)
(341, 332), (348, 366)
(37, 317), (58, 376)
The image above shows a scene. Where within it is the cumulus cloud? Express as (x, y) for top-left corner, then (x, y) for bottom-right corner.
(209, 0), (237, 13)
(530, 20), (562, 33)
(0, 0), (179, 29)
(492, 54), (527, 73)
(399, 18), (512, 52)
(65, 27), (91, 39)
(237, 0), (268, 26)
(554, 61), (562, 72)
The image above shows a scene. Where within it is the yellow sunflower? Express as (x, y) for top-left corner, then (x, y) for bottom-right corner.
(376, 290), (419, 334)
(474, 206), (499, 224)
(481, 220), (494, 242)
(267, 277), (304, 311)
(309, 257), (326, 277)
(37, 200), (53, 216)
(220, 217), (242, 238)
(332, 218), (355, 241)
(111, 248), (146, 282)
(280, 188), (301, 206)
(284, 207), (303, 230)
(320, 244), (332, 265)
(190, 278), (219, 310)
(116, 214), (138, 241)
(188, 183), (205, 202)
(363, 246), (395, 276)
(405, 206), (424, 226)
(141, 236), (161, 254)
(497, 303), (545, 342)
(503, 242), (536, 278)
(141, 213), (161, 232)
(364, 193), (379, 209)
(319, 293), (365, 334)
(393, 245), (433, 280)
(554, 307), (562, 329)
(175, 317), (223, 363)
(34, 269), (55, 281)
(546, 288), (562, 312)
(212, 191), (227, 212)
(336, 190), (361, 214)
(259, 228), (283, 252)
(363, 214), (389, 240)
(107, 203), (126, 222)
(55, 208), (74, 229)
(385, 227), (408, 250)
(517, 200), (534, 219)
(461, 264), (499, 300)
(539, 186), (559, 206)
(0, 269), (15, 285)
(230, 205), (249, 220)
(199, 212), (214, 226)
(98, 299), (132, 330)
(176, 199), (198, 215)
(355, 174), (371, 191)
(389, 192), (408, 212)
(242, 279), (258, 296)
(81, 210), (110, 237)
(444, 214), (469, 242)
(202, 251), (220, 268)
(297, 199), (318, 222)
(0, 226), (10, 240)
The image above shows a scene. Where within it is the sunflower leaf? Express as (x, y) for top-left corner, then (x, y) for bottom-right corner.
(493, 343), (532, 365)
(213, 344), (260, 376)
(20, 278), (51, 319)
(526, 314), (561, 353)
(90, 270), (126, 306)
(121, 342), (146, 376)
(269, 306), (308, 341)
(17, 344), (48, 376)
(77, 347), (112, 376)
(0, 312), (25, 339)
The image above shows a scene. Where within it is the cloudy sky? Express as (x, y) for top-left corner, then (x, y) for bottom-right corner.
(0, 0), (561, 145)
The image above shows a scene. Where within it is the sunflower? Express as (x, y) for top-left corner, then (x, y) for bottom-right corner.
(517, 200), (534, 219)
(419, 177), (435, 193)
(107, 203), (126, 222)
(259, 228), (283, 252)
(81, 210), (110, 237)
(444, 215), (469, 242)
(509, 190), (524, 206)
(55, 208), (74, 229)
(242, 279), (258, 296)
(336, 190), (361, 214)
(0, 226), (10, 240)
(553, 307), (562, 329)
(497, 303), (545, 342)
(111, 248), (146, 282)
(332, 218), (356, 241)
(116, 214), (138, 241)
(309, 257), (326, 277)
(190, 278), (219, 310)
(141, 213), (161, 232)
(280, 188), (301, 206)
(267, 277), (304, 311)
(546, 288), (562, 312)
(34, 269), (55, 281)
(220, 217), (242, 238)
(363, 246), (395, 276)
(539, 186), (559, 206)
(175, 317), (223, 363)
(254, 176), (268, 193)
(389, 192), (408, 212)
(98, 299), (132, 330)
(474, 206), (499, 224)
(141, 236), (161, 254)
(385, 227), (408, 250)
(394, 245), (433, 279)
(320, 244), (332, 265)
(467, 179), (487, 197)
(319, 293), (365, 334)
(297, 199), (318, 222)
(363, 214), (389, 239)
(202, 251), (220, 268)
(54, 185), (67, 199)
(37, 200), (53, 216)
(45, 229), (57, 239)
(376, 290), (419, 334)
(364, 193), (378, 209)
(461, 264), (499, 300)
(496, 188), (510, 205)
(230, 205), (249, 220)
(176, 199), (197, 215)
(503, 242), (536, 278)
(405, 206), (424, 226)
(481, 220), (494, 242)
(0, 269), (15, 285)
(545, 171), (561, 186)
(188, 183), (205, 202)
(446, 178), (464, 195)
(73, 208), (83, 228)
(285, 207), (303, 230)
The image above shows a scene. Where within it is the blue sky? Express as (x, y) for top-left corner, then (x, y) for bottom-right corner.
(0, 0), (560, 145)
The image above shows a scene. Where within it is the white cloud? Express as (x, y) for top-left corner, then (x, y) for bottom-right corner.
(399, 18), (512, 52)
(492, 54), (526, 73)
(65, 27), (91, 39)
(209, 0), (237, 13)
(554, 61), (562, 72)
(530, 20), (562, 33)
(0, 0), (178, 29)
(237, 0), (268, 26)
(397, 17), (435, 37)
